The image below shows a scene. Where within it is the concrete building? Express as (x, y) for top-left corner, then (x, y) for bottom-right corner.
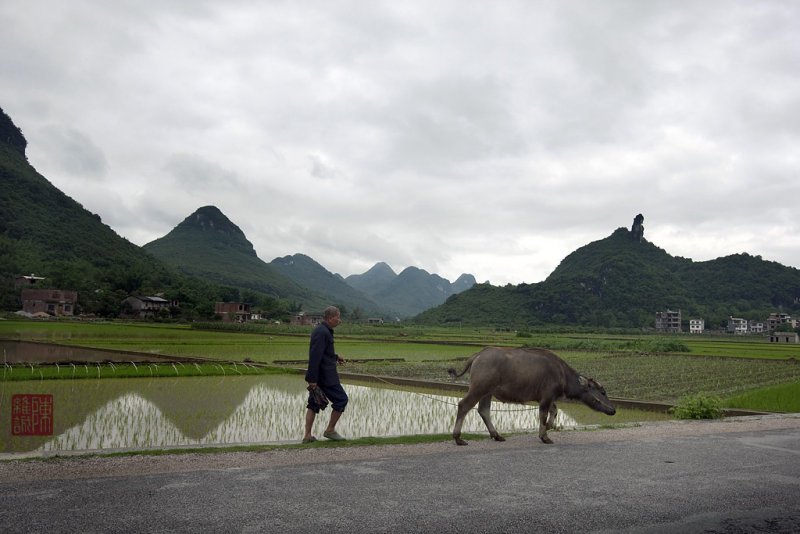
(215, 302), (251, 322)
(769, 332), (799, 344)
(655, 310), (681, 333)
(122, 295), (172, 319)
(290, 312), (324, 326)
(21, 289), (77, 316)
(727, 317), (748, 335)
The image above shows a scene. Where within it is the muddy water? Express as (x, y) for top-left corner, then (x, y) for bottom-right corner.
(0, 340), (174, 364)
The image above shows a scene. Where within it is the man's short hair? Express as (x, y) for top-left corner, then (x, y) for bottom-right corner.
(324, 306), (340, 320)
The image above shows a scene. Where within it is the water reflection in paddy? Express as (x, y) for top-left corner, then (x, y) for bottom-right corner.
(1, 374), (578, 454)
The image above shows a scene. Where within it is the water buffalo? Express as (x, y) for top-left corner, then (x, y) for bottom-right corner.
(448, 346), (616, 445)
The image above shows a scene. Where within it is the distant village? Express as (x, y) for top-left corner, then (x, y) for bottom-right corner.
(12, 275), (799, 343)
(655, 309), (799, 343)
(13, 275), (383, 326)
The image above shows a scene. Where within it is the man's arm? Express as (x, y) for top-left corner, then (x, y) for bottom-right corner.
(306, 327), (325, 384)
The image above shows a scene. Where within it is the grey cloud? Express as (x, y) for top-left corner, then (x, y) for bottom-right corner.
(164, 154), (238, 187)
(309, 154), (345, 181)
(37, 126), (108, 179)
(2, 1), (799, 285)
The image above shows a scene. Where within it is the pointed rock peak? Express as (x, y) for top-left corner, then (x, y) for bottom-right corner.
(454, 273), (477, 285)
(171, 205), (256, 256)
(631, 213), (644, 242)
(178, 206), (240, 234)
(272, 253), (316, 266)
(367, 262), (396, 276)
(398, 266), (438, 280)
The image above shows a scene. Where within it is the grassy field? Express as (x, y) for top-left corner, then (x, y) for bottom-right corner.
(2, 319), (799, 412)
(725, 382), (800, 413)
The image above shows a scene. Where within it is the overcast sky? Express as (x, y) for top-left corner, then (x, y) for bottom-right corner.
(2, 1), (799, 285)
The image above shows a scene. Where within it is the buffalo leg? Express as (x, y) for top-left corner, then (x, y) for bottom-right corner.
(545, 403), (558, 431)
(538, 400), (554, 444)
(453, 391), (482, 445)
(477, 395), (505, 442)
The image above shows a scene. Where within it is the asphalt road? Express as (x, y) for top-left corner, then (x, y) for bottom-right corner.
(1, 416), (799, 533)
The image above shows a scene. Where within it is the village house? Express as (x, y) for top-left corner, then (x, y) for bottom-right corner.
(727, 316), (748, 335)
(121, 295), (172, 319)
(21, 289), (77, 316)
(215, 302), (251, 322)
(655, 310), (681, 333)
(769, 331), (799, 344)
(767, 312), (795, 331)
(689, 318), (704, 334)
(290, 312), (324, 326)
(15, 274), (46, 287)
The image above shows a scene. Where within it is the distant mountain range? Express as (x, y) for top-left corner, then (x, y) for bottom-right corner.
(0, 106), (474, 320)
(346, 263), (476, 318)
(2, 104), (799, 328)
(144, 205), (476, 318)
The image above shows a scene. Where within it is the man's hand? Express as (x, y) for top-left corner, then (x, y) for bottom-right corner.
(307, 383), (317, 391)
(337, 356), (348, 364)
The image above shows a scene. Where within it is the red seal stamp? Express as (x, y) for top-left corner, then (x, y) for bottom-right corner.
(11, 394), (54, 436)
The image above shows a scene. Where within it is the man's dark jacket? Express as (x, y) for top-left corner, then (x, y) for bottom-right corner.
(305, 321), (339, 386)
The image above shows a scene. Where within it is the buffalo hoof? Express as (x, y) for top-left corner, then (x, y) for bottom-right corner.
(540, 436), (554, 444)
(455, 438), (469, 446)
(492, 435), (506, 442)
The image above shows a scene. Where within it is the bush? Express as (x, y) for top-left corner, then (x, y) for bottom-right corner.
(671, 394), (724, 419)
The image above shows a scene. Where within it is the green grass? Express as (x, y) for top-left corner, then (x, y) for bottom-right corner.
(555, 351), (800, 403)
(0, 321), (481, 362)
(725, 382), (800, 413)
(347, 351), (800, 406)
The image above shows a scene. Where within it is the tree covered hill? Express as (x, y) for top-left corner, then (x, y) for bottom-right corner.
(268, 253), (384, 318)
(345, 262), (397, 296)
(0, 107), (214, 316)
(380, 267), (476, 319)
(1, 106), (314, 319)
(413, 226), (800, 329)
(143, 206), (335, 313)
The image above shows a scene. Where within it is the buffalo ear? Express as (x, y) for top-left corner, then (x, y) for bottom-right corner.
(578, 375), (589, 388)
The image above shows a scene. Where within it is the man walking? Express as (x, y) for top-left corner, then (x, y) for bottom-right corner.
(303, 306), (348, 443)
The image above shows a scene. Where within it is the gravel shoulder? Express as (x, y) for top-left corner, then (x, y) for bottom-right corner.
(2, 413), (798, 484)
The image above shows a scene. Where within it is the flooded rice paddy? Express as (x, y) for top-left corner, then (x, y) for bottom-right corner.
(1, 342), (669, 456)
(1, 374), (591, 455)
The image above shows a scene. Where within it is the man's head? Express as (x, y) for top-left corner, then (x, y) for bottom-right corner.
(324, 306), (341, 328)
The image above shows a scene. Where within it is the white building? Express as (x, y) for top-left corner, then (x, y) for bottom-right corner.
(748, 320), (765, 334)
(727, 316), (748, 335)
(689, 318), (704, 334)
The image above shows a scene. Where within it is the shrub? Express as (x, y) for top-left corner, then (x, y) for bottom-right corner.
(671, 393), (724, 419)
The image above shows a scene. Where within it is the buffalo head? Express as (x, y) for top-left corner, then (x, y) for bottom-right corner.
(578, 376), (616, 415)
